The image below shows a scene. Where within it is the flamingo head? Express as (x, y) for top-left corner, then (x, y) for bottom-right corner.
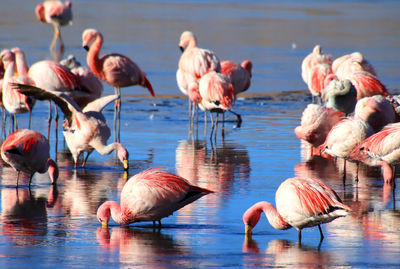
(241, 60), (253, 77)
(47, 158), (59, 184)
(34, 4), (46, 22)
(0, 49), (15, 67)
(117, 145), (129, 171)
(243, 202), (264, 236)
(97, 202), (112, 228)
(82, 28), (101, 51)
(179, 31), (197, 52)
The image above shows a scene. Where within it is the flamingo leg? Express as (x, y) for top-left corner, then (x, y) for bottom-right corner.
(114, 87), (121, 143)
(318, 224), (324, 241)
(297, 229), (302, 245)
(13, 114), (18, 132)
(48, 101), (52, 139)
(16, 171), (21, 188)
(228, 109), (242, 128)
(210, 112), (215, 140)
(82, 151), (93, 168)
(28, 110), (32, 129)
(342, 159), (347, 182)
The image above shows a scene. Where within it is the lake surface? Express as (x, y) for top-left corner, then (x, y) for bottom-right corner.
(1, 0), (400, 268)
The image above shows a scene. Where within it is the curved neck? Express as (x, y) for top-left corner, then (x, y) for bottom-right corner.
(95, 142), (120, 156)
(87, 33), (104, 79)
(104, 201), (127, 225)
(14, 51), (29, 77)
(257, 201), (291, 230)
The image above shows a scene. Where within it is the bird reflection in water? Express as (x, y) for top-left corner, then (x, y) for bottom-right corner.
(243, 238), (334, 268)
(175, 139), (250, 225)
(0, 185), (57, 245)
(96, 226), (191, 268)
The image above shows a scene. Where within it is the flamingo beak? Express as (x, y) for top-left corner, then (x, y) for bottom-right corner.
(179, 46), (184, 53)
(83, 45), (89, 51)
(123, 160), (129, 170)
(245, 224), (253, 236)
(101, 221), (108, 228)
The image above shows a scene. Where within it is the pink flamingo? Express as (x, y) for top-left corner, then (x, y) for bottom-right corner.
(177, 31), (221, 124)
(198, 71), (235, 139)
(350, 122), (400, 183)
(301, 45), (333, 86)
(35, 0), (72, 58)
(294, 104), (344, 156)
(12, 83), (129, 171)
(242, 177), (350, 243)
(346, 71), (388, 100)
(308, 62), (334, 103)
(82, 28), (155, 141)
(0, 129), (58, 187)
(333, 52), (377, 80)
(60, 54), (104, 108)
(1, 49), (35, 132)
(96, 168), (213, 227)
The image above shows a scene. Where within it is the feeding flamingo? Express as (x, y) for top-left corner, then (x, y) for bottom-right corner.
(350, 122), (400, 183)
(35, 0), (72, 59)
(11, 83), (129, 171)
(0, 129), (58, 187)
(82, 28), (155, 142)
(242, 177), (350, 243)
(177, 31), (221, 125)
(197, 71), (235, 139)
(96, 168), (214, 227)
(1, 49), (35, 132)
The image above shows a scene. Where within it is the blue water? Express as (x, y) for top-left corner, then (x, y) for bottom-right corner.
(1, 0), (400, 268)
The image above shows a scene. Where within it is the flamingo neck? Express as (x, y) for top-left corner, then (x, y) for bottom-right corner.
(104, 201), (128, 225)
(96, 142), (120, 156)
(14, 51), (29, 77)
(87, 33), (104, 80)
(258, 201), (291, 230)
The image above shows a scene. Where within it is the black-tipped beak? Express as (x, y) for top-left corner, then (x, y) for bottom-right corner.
(83, 45), (89, 51)
(179, 46), (184, 53)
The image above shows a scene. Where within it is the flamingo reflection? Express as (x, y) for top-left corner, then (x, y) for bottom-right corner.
(97, 227), (191, 268)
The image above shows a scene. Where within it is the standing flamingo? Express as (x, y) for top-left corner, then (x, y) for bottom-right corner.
(301, 45), (333, 86)
(96, 168), (214, 227)
(0, 129), (58, 187)
(350, 122), (400, 183)
(82, 28), (155, 142)
(35, 0), (72, 59)
(220, 59), (252, 124)
(177, 31), (221, 125)
(198, 71), (235, 139)
(12, 83), (129, 171)
(242, 177), (350, 243)
(1, 49), (35, 132)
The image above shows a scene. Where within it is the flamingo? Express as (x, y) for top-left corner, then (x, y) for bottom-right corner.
(333, 52), (377, 80)
(96, 168), (214, 227)
(346, 71), (388, 100)
(301, 45), (333, 86)
(197, 71), (235, 139)
(177, 31), (221, 125)
(350, 122), (400, 183)
(11, 83), (129, 171)
(60, 54), (104, 108)
(322, 77), (357, 115)
(0, 129), (58, 187)
(242, 177), (350, 243)
(294, 104), (344, 156)
(1, 49), (35, 132)
(308, 62), (334, 103)
(82, 28), (155, 142)
(220, 59), (253, 124)
(35, 0), (72, 59)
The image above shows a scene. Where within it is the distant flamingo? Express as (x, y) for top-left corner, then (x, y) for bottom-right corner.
(242, 177), (350, 243)
(177, 31), (221, 124)
(35, 0), (72, 59)
(294, 104), (344, 156)
(12, 83), (129, 171)
(82, 28), (155, 141)
(60, 54), (104, 108)
(96, 168), (213, 227)
(333, 52), (377, 80)
(220, 59), (252, 124)
(198, 71), (235, 139)
(301, 45), (333, 86)
(0, 129), (58, 187)
(1, 49), (35, 132)
(350, 122), (400, 183)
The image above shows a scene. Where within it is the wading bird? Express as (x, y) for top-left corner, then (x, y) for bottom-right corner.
(96, 168), (214, 227)
(243, 177), (350, 244)
(0, 129), (58, 187)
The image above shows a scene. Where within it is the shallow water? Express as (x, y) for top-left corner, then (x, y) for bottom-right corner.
(1, 0), (400, 268)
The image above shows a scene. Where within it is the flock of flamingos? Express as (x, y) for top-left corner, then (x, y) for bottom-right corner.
(0, 0), (398, 245)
